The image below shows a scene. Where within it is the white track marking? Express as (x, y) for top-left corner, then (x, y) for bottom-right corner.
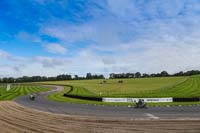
(145, 113), (159, 119)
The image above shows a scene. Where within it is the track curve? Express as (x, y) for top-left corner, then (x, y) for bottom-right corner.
(15, 85), (200, 119)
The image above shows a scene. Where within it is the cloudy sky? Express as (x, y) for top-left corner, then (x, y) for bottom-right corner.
(1, 0), (200, 77)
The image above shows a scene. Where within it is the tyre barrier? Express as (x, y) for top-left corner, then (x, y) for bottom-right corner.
(63, 94), (102, 101)
(173, 97), (200, 102)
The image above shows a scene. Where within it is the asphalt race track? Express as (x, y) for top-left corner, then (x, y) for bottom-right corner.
(15, 86), (200, 119)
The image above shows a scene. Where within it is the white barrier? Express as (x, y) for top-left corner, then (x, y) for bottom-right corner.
(6, 84), (11, 91)
(103, 98), (173, 103)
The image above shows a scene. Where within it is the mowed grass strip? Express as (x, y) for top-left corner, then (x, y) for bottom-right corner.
(0, 85), (51, 100)
(160, 75), (200, 98)
(68, 86), (99, 97)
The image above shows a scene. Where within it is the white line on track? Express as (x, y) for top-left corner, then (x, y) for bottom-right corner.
(145, 113), (159, 120)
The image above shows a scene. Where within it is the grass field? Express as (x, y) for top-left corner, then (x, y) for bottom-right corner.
(0, 84), (51, 100)
(39, 76), (191, 98)
(32, 75), (200, 106)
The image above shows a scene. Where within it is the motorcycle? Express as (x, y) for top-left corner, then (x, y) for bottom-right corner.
(29, 94), (36, 101)
(135, 99), (147, 109)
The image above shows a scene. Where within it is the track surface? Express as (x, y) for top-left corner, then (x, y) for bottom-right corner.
(15, 86), (200, 119)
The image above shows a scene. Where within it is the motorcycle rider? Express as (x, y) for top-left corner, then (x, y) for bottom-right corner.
(135, 99), (147, 108)
(29, 94), (35, 101)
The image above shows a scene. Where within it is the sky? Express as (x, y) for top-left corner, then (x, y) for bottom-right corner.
(1, 0), (200, 77)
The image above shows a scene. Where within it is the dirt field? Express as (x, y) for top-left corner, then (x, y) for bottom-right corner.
(0, 101), (200, 133)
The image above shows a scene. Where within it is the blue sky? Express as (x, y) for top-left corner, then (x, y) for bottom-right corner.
(1, 0), (200, 77)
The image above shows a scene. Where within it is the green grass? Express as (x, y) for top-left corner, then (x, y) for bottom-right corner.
(159, 75), (200, 98)
(48, 86), (200, 107)
(38, 76), (188, 98)
(48, 86), (102, 104)
(48, 86), (139, 106)
(42, 75), (200, 106)
(1, 75), (199, 106)
(120, 75), (200, 98)
(0, 84), (51, 100)
(68, 86), (99, 97)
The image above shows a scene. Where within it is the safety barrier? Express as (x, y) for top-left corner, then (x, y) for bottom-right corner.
(102, 98), (173, 103)
(63, 94), (102, 101)
(102, 97), (200, 103)
(173, 97), (200, 102)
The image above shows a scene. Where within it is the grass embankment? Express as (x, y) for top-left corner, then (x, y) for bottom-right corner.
(0, 84), (51, 100)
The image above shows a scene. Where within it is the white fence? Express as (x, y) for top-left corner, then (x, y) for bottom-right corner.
(102, 98), (173, 103)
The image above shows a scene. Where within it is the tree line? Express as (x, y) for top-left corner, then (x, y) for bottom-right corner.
(109, 70), (200, 79)
(0, 73), (105, 83)
(0, 70), (200, 83)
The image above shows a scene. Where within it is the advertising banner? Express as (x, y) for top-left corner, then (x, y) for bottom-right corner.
(103, 98), (173, 103)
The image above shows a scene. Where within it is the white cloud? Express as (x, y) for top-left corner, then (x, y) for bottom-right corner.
(42, 23), (93, 42)
(107, 0), (139, 20)
(33, 56), (70, 68)
(38, 11), (200, 75)
(44, 43), (67, 54)
(0, 50), (10, 59)
(1, 37), (200, 78)
(0, 49), (24, 62)
(16, 31), (41, 43)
